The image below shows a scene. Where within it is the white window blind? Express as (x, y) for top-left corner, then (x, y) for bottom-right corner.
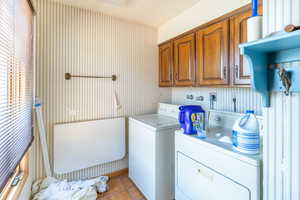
(0, 0), (34, 192)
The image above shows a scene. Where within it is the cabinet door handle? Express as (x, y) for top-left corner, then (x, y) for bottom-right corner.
(235, 65), (239, 78)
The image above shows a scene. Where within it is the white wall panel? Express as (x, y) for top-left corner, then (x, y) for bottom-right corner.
(172, 88), (216, 111)
(172, 87), (262, 115)
(263, 0), (300, 200)
(32, 0), (171, 180)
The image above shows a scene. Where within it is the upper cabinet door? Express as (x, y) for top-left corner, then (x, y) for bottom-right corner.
(159, 42), (173, 87)
(231, 7), (262, 85)
(174, 33), (195, 86)
(196, 20), (229, 86)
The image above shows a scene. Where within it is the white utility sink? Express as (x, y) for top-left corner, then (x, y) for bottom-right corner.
(177, 110), (264, 165)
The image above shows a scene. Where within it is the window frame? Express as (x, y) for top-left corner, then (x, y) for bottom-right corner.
(0, 153), (29, 200)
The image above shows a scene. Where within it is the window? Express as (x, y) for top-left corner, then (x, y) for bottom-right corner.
(0, 0), (34, 195)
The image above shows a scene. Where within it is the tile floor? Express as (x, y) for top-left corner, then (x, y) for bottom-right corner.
(97, 173), (146, 200)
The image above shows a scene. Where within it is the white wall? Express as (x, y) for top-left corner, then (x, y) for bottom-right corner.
(263, 0), (300, 200)
(157, 0), (250, 44)
(30, 0), (171, 182)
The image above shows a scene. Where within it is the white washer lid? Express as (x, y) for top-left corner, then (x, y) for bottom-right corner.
(130, 114), (179, 130)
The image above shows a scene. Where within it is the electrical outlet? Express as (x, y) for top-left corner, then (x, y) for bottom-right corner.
(186, 94), (194, 100)
(196, 96), (204, 101)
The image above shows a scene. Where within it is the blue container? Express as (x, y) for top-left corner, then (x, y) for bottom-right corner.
(178, 105), (205, 134)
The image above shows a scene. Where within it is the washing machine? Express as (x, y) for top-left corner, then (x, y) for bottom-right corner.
(128, 103), (180, 200)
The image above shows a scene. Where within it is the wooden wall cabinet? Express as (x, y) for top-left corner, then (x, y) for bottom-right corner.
(158, 3), (262, 88)
(196, 20), (229, 86)
(173, 33), (195, 86)
(159, 42), (174, 87)
(230, 6), (262, 85)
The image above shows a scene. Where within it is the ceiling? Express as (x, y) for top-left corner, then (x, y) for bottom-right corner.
(52, 0), (201, 27)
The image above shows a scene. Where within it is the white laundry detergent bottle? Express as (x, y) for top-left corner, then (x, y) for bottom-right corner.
(232, 110), (260, 154)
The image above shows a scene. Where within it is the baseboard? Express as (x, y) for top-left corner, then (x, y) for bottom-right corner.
(104, 168), (128, 178)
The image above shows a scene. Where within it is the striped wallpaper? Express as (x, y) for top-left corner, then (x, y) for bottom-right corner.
(31, 0), (171, 180)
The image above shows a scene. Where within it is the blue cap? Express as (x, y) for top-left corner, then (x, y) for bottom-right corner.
(251, 0), (258, 17)
(246, 110), (254, 114)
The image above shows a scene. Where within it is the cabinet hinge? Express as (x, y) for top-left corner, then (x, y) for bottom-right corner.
(223, 67), (227, 78)
(235, 65), (239, 78)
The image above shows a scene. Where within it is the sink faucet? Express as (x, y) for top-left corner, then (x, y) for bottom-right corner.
(233, 97), (237, 112)
(209, 93), (216, 110)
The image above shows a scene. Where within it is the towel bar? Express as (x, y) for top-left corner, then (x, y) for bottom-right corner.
(65, 73), (117, 81)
